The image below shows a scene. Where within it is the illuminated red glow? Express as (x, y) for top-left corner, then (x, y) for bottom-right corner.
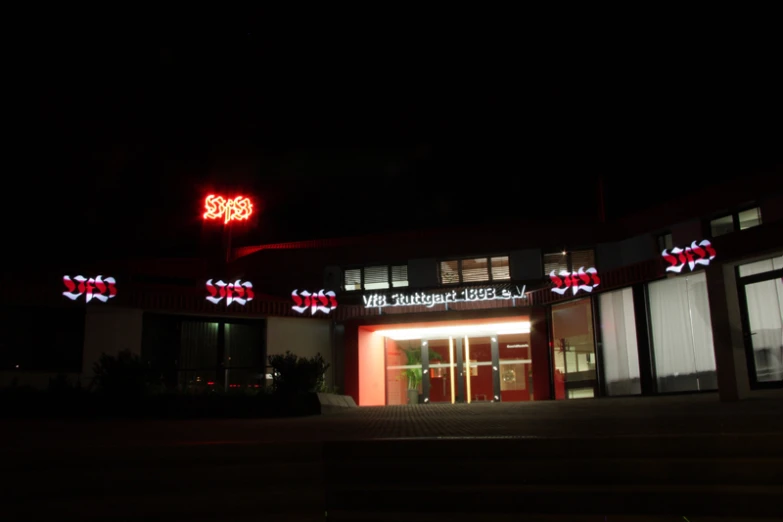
(662, 240), (716, 273)
(203, 194), (253, 224)
(206, 279), (255, 306)
(291, 289), (338, 315)
(549, 267), (600, 295)
(63, 275), (117, 302)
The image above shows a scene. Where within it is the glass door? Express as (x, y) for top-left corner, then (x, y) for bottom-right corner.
(462, 336), (496, 402)
(425, 338), (457, 403)
(740, 273), (783, 385)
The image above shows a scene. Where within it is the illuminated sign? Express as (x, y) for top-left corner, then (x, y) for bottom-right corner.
(203, 194), (253, 224)
(63, 275), (117, 303)
(206, 279), (255, 306)
(662, 240), (716, 273)
(507, 343), (529, 349)
(363, 286), (527, 309)
(291, 289), (338, 315)
(549, 267), (600, 295)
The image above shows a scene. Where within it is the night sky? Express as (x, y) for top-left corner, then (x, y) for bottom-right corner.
(10, 27), (782, 265)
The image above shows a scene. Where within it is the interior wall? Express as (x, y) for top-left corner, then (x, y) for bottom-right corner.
(83, 307), (144, 376)
(266, 316), (333, 388)
(358, 327), (386, 406)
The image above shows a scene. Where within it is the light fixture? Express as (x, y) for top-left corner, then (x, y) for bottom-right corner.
(562, 250), (567, 256)
(373, 321), (530, 341)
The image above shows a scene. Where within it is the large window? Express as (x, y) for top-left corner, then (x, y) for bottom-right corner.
(439, 256), (510, 285)
(738, 255), (783, 384)
(141, 314), (266, 392)
(543, 249), (595, 277)
(551, 298), (597, 399)
(648, 273), (717, 393)
(709, 206), (762, 237)
(343, 265), (408, 291)
(599, 288), (641, 396)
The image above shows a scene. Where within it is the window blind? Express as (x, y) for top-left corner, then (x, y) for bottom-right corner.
(462, 258), (490, 282)
(440, 260), (460, 284)
(344, 268), (362, 291)
(490, 256), (510, 280)
(544, 253), (568, 276)
(571, 249), (595, 271)
(364, 265), (390, 290)
(391, 265), (408, 287)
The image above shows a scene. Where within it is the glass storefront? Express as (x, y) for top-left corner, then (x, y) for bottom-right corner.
(648, 272), (717, 393)
(551, 298), (597, 399)
(738, 256), (783, 384)
(599, 288), (641, 396)
(381, 321), (532, 404)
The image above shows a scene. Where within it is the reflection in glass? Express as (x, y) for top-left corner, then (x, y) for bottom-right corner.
(648, 272), (717, 392)
(427, 338), (455, 403)
(599, 288), (641, 395)
(744, 278), (783, 383)
(497, 333), (533, 402)
(551, 298), (597, 399)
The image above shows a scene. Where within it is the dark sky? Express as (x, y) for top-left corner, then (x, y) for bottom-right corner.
(10, 25), (782, 263)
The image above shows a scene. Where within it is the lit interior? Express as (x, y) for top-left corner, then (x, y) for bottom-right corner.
(373, 321), (530, 340)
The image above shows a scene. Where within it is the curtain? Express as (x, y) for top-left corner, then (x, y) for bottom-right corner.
(740, 256), (783, 382)
(599, 288), (641, 395)
(648, 272), (717, 392)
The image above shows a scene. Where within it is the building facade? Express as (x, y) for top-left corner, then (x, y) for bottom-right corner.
(2, 174), (782, 404)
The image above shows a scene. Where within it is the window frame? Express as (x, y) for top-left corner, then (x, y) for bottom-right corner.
(543, 248), (596, 277)
(707, 203), (762, 238)
(342, 264), (409, 292)
(438, 255), (511, 285)
(656, 232), (673, 253)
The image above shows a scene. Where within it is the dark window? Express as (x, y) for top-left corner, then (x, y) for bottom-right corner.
(657, 233), (673, 252)
(0, 306), (84, 372)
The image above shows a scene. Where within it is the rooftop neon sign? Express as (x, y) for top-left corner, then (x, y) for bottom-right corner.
(203, 195), (253, 224)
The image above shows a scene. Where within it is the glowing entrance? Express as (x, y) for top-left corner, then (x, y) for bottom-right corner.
(360, 318), (532, 405)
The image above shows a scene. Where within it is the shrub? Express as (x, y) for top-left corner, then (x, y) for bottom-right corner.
(267, 351), (330, 395)
(91, 350), (163, 399)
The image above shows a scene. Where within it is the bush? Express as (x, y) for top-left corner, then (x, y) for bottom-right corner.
(268, 351), (330, 395)
(91, 350), (163, 399)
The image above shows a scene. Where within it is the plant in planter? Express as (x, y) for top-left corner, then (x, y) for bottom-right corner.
(400, 346), (443, 405)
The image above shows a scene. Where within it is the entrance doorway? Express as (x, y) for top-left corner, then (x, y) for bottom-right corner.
(381, 320), (533, 405)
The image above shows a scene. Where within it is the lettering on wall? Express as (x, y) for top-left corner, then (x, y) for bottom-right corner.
(206, 279), (255, 306)
(363, 286), (526, 309)
(662, 240), (716, 273)
(63, 275), (117, 302)
(203, 194), (253, 224)
(291, 289), (338, 315)
(549, 267), (600, 295)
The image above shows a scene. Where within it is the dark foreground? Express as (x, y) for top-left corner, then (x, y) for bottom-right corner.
(2, 392), (782, 521)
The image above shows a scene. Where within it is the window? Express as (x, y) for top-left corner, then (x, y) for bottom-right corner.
(657, 233), (673, 253)
(543, 249), (595, 277)
(344, 269), (362, 291)
(364, 266), (390, 290)
(439, 256), (510, 284)
(710, 206), (762, 238)
(599, 288), (641, 396)
(648, 272), (717, 393)
(738, 207), (762, 230)
(343, 265), (408, 291)
(710, 215), (734, 237)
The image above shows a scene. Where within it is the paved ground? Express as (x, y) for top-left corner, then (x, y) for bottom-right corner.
(2, 391), (782, 521)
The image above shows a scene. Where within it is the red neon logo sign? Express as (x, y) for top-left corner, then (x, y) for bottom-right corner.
(662, 240), (716, 273)
(203, 195), (253, 224)
(549, 267), (600, 295)
(291, 289), (338, 315)
(63, 275), (117, 303)
(206, 279), (255, 306)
